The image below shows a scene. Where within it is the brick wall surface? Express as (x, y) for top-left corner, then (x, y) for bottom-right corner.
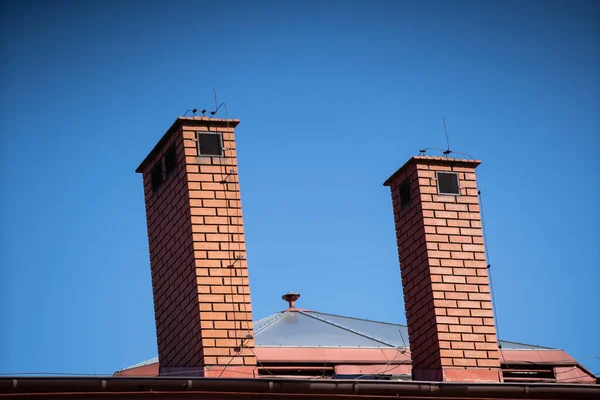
(384, 156), (501, 382)
(140, 119), (256, 377)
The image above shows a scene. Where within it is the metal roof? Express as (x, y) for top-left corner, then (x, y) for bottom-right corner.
(254, 310), (409, 348)
(253, 310), (551, 350)
(120, 309), (552, 371)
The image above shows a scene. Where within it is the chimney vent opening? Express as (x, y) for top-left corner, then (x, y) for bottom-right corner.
(164, 144), (177, 177)
(436, 171), (460, 195)
(151, 161), (163, 192)
(399, 180), (411, 208)
(197, 131), (223, 156)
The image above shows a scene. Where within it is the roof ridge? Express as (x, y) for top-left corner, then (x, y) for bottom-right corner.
(311, 311), (408, 328)
(498, 339), (555, 350)
(300, 311), (397, 348)
(253, 311), (288, 336)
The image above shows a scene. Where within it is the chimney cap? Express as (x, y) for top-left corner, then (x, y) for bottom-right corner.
(135, 116), (241, 174)
(383, 156), (481, 187)
(282, 291), (300, 308)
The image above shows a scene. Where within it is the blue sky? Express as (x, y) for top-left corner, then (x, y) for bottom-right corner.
(0, 0), (598, 377)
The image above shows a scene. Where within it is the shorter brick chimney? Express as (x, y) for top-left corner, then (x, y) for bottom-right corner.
(384, 156), (501, 382)
(136, 117), (257, 377)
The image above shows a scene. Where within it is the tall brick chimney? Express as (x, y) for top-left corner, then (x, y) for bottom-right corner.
(383, 156), (501, 382)
(136, 117), (256, 377)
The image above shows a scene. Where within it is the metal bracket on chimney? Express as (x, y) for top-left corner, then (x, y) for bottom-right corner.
(233, 335), (254, 353)
(220, 168), (237, 184)
(226, 254), (244, 268)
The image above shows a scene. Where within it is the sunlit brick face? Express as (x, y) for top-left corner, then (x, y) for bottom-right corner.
(137, 118), (256, 377)
(384, 156), (501, 383)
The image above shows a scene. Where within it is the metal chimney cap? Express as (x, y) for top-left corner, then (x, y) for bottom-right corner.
(282, 291), (300, 308)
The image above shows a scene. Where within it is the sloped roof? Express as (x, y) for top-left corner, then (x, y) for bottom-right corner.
(254, 310), (410, 348)
(253, 309), (550, 350)
(118, 309), (551, 372)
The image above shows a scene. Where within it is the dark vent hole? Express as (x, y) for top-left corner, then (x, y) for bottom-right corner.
(164, 144), (177, 177)
(198, 132), (223, 156)
(399, 180), (411, 207)
(151, 162), (163, 192)
(437, 172), (460, 195)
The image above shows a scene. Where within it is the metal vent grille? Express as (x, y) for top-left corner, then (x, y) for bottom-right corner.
(436, 171), (460, 195)
(502, 365), (556, 383)
(257, 363), (334, 378)
(197, 132), (223, 156)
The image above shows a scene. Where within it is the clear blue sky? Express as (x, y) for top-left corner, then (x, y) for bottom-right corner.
(0, 0), (598, 377)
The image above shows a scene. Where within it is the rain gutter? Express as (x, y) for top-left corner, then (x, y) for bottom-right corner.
(1, 377), (598, 399)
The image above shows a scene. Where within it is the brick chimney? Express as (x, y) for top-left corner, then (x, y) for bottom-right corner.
(135, 117), (256, 377)
(383, 156), (501, 382)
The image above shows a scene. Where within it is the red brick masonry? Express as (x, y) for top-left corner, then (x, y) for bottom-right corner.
(138, 118), (256, 377)
(384, 156), (501, 382)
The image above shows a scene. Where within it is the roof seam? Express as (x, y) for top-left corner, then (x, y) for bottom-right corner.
(311, 311), (409, 328)
(299, 311), (398, 348)
(253, 311), (287, 336)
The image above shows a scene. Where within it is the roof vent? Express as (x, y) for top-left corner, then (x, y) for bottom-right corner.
(282, 291), (300, 309)
(436, 171), (460, 195)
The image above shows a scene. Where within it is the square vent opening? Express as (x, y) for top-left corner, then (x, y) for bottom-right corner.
(436, 171), (460, 195)
(197, 132), (223, 156)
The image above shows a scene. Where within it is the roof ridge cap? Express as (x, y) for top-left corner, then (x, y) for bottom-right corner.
(300, 311), (398, 348)
(313, 311), (408, 328)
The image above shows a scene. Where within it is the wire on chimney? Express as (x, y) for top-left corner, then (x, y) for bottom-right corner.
(217, 335), (252, 378)
(208, 89), (228, 120)
(417, 148), (475, 160)
(442, 117), (451, 156)
(377, 330), (410, 377)
(226, 101), (254, 340)
(477, 187), (509, 369)
(249, 347), (275, 377)
(353, 329), (409, 380)
(417, 119), (475, 160)
(210, 94), (256, 377)
(183, 109), (199, 117)
(216, 102), (242, 354)
(352, 348), (403, 380)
